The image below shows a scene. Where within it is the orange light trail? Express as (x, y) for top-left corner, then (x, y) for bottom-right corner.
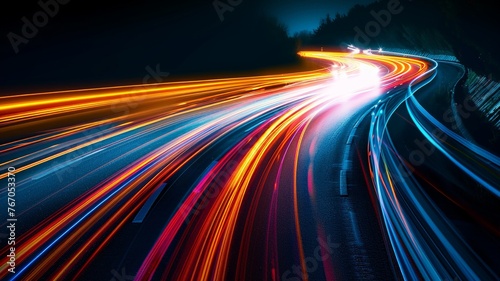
(0, 51), (429, 281)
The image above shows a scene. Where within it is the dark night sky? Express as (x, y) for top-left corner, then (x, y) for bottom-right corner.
(264, 0), (376, 35)
(1, 0), (378, 93)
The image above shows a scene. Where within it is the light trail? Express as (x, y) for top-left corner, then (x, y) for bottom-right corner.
(367, 51), (499, 280)
(2, 50), (494, 280)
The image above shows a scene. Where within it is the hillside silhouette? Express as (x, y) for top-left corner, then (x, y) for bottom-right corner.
(1, 0), (297, 93)
(300, 0), (500, 80)
(2, 0), (499, 93)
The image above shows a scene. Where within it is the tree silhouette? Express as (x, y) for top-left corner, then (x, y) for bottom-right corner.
(303, 0), (499, 80)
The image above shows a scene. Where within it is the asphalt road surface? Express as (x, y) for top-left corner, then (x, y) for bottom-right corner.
(1, 51), (497, 281)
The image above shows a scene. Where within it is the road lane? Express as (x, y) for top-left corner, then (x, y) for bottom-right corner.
(1, 51), (441, 281)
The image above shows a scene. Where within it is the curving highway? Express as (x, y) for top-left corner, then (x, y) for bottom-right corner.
(0, 51), (498, 280)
